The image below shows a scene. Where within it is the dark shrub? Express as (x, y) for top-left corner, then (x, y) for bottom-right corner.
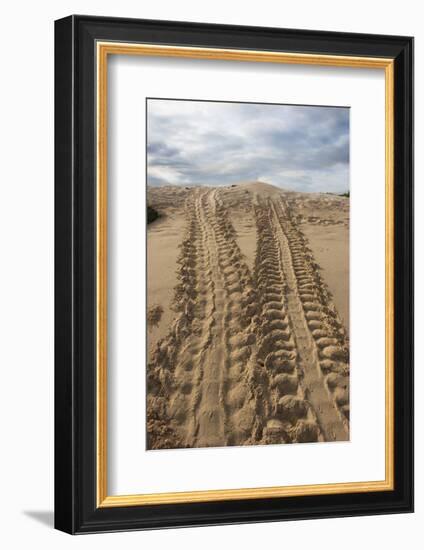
(147, 205), (160, 224)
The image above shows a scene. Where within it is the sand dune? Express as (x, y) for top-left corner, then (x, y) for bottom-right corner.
(146, 182), (349, 449)
(236, 180), (288, 196)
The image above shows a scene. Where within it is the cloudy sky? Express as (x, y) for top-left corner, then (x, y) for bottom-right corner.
(147, 99), (349, 193)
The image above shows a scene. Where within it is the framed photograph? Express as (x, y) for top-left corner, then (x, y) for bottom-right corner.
(54, 15), (413, 534)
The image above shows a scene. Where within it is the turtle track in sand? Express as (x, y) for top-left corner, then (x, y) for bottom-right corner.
(252, 201), (323, 444)
(147, 189), (261, 449)
(147, 188), (349, 449)
(269, 196), (349, 440)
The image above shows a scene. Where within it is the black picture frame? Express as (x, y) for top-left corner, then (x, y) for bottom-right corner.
(55, 14), (414, 534)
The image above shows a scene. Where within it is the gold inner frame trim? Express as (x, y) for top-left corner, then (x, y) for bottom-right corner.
(96, 41), (395, 508)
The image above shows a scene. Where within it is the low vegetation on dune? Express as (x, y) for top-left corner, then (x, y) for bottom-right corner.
(147, 205), (160, 224)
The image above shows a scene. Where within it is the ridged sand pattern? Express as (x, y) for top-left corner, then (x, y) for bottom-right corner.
(147, 187), (349, 449)
(266, 197), (349, 441)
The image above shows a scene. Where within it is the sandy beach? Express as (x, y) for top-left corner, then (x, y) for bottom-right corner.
(146, 181), (349, 450)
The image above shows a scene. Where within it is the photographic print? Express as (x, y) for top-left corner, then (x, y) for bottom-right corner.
(146, 98), (350, 450)
(55, 18), (413, 532)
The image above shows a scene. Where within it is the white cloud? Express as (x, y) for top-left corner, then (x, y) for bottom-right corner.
(147, 99), (349, 193)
